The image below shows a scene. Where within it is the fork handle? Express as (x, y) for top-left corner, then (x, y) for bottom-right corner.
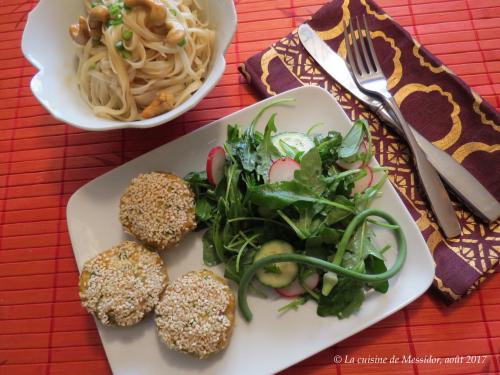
(382, 96), (461, 238)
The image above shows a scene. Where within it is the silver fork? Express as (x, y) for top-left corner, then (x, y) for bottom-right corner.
(343, 16), (461, 238)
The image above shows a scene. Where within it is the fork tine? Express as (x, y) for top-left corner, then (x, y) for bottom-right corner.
(356, 17), (374, 73)
(349, 17), (367, 75)
(343, 21), (358, 76)
(362, 15), (381, 72)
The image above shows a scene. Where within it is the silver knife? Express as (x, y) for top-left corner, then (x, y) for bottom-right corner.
(298, 23), (500, 223)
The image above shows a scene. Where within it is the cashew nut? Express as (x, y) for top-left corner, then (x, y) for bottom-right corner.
(124, 0), (167, 26)
(88, 5), (110, 39)
(69, 16), (90, 45)
(165, 21), (186, 44)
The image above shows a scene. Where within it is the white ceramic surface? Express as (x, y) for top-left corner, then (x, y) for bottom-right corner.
(67, 86), (435, 375)
(21, 0), (237, 131)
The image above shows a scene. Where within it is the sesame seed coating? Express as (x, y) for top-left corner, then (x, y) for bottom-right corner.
(119, 172), (196, 251)
(155, 270), (235, 359)
(79, 241), (168, 327)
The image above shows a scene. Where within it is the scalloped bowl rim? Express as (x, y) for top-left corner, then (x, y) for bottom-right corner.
(21, 0), (237, 131)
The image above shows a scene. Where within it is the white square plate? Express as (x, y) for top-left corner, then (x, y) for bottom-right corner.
(67, 86), (435, 375)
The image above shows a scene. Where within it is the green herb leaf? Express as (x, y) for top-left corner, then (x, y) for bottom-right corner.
(317, 276), (365, 318)
(365, 254), (389, 293)
(316, 131), (342, 163)
(339, 219), (368, 271)
(255, 113), (281, 181)
(122, 28), (133, 41)
(294, 147), (326, 194)
(212, 207), (225, 263)
(202, 229), (220, 266)
(326, 196), (354, 225)
(249, 180), (318, 210)
(339, 120), (366, 159)
(195, 198), (213, 222)
(278, 295), (309, 313)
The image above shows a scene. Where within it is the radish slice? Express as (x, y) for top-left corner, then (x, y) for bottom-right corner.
(206, 146), (226, 185)
(269, 157), (300, 183)
(276, 273), (320, 298)
(351, 165), (373, 195)
(336, 141), (368, 170)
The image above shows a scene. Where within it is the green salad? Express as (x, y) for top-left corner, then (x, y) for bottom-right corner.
(185, 99), (407, 322)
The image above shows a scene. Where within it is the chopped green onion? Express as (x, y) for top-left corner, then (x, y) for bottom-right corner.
(108, 18), (123, 26)
(169, 8), (177, 16)
(115, 40), (125, 50)
(177, 37), (187, 47)
(115, 40), (130, 59)
(107, 2), (124, 26)
(122, 28), (133, 41)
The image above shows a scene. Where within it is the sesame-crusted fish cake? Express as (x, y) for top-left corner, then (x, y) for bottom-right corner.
(79, 241), (168, 327)
(119, 172), (196, 251)
(155, 270), (235, 359)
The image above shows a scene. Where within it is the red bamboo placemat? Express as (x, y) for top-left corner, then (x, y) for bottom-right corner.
(0, 1), (499, 374)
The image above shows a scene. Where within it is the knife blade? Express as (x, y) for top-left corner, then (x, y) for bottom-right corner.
(298, 23), (500, 223)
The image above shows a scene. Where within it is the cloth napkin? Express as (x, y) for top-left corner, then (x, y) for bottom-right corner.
(239, 0), (500, 301)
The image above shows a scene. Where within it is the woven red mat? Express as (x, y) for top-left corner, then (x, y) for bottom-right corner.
(0, 1), (499, 374)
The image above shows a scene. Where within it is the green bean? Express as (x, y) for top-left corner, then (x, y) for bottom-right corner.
(237, 209), (407, 321)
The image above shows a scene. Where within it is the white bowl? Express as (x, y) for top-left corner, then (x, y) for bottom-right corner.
(21, 0), (237, 131)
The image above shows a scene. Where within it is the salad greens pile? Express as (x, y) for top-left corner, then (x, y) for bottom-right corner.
(185, 99), (407, 322)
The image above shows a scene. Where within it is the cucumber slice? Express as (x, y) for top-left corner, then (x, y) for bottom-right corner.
(272, 132), (314, 158)
(254, 240), (298, 288)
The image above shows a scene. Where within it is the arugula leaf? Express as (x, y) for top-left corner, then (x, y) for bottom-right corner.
(250, 180), (354, 213)
(226, 99), (293, 176)
(326, 196), (355, 224)
(278, 295), (309, 313)
(294, 147), (326, 194)
(202, 229), (220, 266)
(227, 124), (240, 142)
(249, 180), (318, 210)
(224, 257), (241, 283)
(224, 164), (248, 219)
(295, 203), (324, 237)
(195, 198), (213, 222)
(317, 276), (365, 318)
(316, 226), (343, 245)
(316, 131), (342, 163)
(339, 120), (366, 159)
(184, 171), (210, 196)
(255, 113), (280, 181)
(365, 235), (385, 260)
(225, 255), (264, 298)
(227, 137), (256, 172)
(365, 254), (389, 293)
(279, 139), (301, 159)
(354, 173), (387, 211)
(340, 219), (368, 271)
(304, 244), (331, 260)
(212, 203), (226, 263)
